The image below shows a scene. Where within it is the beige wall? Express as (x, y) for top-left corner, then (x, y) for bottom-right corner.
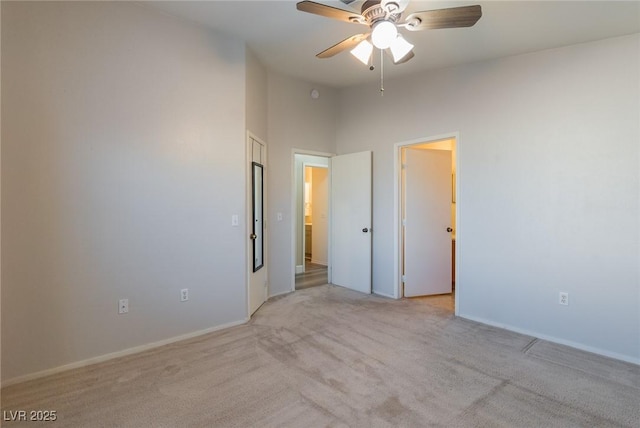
(267, 75), (337, 296)
(1, 1), (248, 383)
(336, 34), (640, 362)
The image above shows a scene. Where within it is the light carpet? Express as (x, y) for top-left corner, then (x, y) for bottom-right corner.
(2, 284), (639, 427)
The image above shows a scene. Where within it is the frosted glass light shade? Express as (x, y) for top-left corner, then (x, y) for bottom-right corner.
(389, 35), (414, 63)
(371, 21), (397, 49)
(350, 39), (373, 65)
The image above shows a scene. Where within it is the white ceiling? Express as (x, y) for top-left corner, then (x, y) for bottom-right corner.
(145, 0), (640, 88)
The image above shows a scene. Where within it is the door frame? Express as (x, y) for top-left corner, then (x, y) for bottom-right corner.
(291, 148), (334, 292)
(393, 132), (460, 314)
(247, 131), (268, 317)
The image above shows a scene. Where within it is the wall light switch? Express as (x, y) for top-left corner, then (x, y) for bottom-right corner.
(231, 214), (239, 226)
(277, 212), (283, 221)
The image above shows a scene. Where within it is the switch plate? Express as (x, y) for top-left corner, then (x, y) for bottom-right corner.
(119, 299), (129, 314)
(277, 212), (283, 221)
(231, 214), (239, 226)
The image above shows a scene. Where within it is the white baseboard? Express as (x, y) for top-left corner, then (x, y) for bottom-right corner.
(373, 290), (397, 299)
(269, 288), (294, 299)
(310, 259), (327, 266)
(459, 313), (640, 366)
(295, 265), (304, 274)
(1, 318), (249, 388)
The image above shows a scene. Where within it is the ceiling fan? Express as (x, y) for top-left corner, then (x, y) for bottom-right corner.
(296, 0), (482, 65)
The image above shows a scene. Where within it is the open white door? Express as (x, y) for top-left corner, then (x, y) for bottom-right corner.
(331, 151), (372, 294)
(404, 148), (452, 297)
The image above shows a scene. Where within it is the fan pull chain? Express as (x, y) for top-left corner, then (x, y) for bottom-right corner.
(380, 49), (384, 96)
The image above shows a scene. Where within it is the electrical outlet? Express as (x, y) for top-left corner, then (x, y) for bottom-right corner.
(119, 299), (129, 314)
(559, 292), (569, 306)
(180, 288), (189, 302)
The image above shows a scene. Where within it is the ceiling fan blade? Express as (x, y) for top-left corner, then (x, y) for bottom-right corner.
(297, 1), (365, 24)
(402, 5), (482, 31)
(317, 33), (370, 58)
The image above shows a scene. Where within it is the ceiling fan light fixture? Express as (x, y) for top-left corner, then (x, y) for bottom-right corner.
(389, 34), (414, 63)
(350, 39), (374, 65)
(371, 20), (397, 49)
(381, 0), (399, 13)
(381, 0), (410, 14)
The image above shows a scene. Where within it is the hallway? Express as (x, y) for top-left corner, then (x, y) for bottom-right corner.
(295, 261), (328, 290)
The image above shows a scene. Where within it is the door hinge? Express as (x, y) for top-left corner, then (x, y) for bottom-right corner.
(401, 163), (407, 170)
(401, 275), (406, 283)
(402, 218), (406, 227)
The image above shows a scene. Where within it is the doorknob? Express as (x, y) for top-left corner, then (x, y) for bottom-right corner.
(446, 227), (453, 233)
(362, 228), (369, 233)
(250, 234), (257, 240)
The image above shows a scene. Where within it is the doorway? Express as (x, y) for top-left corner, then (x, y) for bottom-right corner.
(294, 153), (329, 290)
(291, 150), (373, 295)
(394, 135), (458, 313)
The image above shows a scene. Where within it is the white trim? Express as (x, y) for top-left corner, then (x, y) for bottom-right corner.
(295, 264), (304, 274)
(268, 289), (295, 299)
(393, 132), (460, 314)
(373, 290), (396, 299)
(291, 148), (335, 293)
(1, 318), (249, 388)
(292, 148), (335, 158)
(310, 260), (328, 266)
(459, 313), (640, 366)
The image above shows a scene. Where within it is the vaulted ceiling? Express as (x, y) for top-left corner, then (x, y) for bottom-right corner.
(146, 1), (640, 88)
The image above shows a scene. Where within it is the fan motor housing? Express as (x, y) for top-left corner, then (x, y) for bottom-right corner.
(361, 0), (401, 25)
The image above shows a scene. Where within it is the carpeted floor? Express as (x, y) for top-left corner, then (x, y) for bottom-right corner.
(2, 284), (639, 427)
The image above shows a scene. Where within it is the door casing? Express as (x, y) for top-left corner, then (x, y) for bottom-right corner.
(393, 133), (460, 314)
